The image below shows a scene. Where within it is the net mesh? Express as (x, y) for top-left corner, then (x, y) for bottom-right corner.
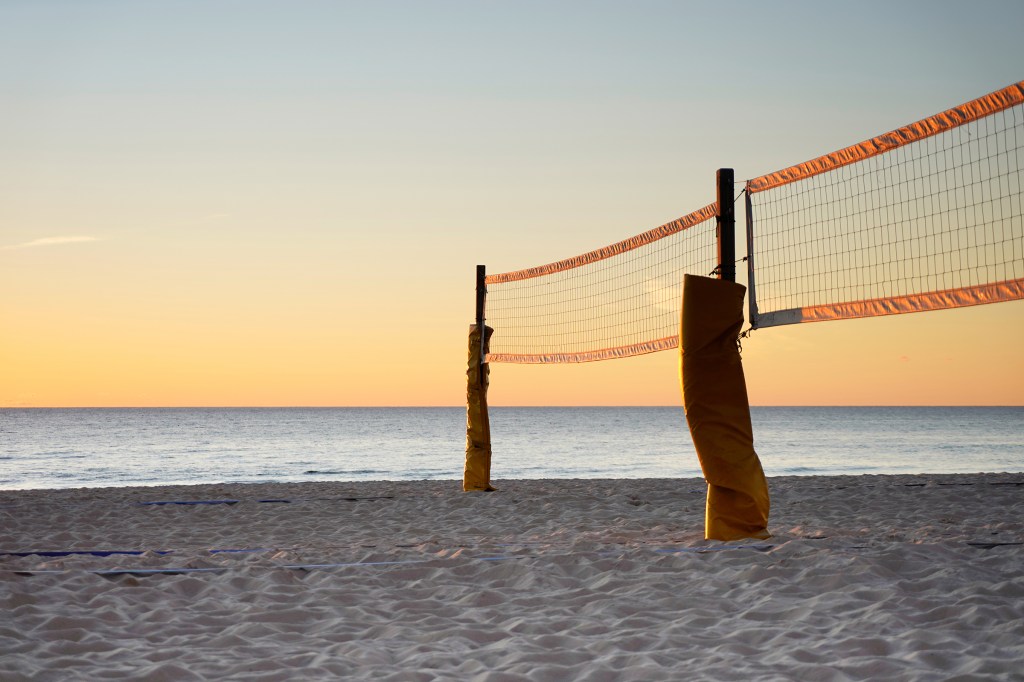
(747, 82), (1024, 327)
(485, 205), (718, 363)
(481, 83), (1024, 359)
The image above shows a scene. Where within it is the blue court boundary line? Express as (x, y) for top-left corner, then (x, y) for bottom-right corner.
(137, 496), (395, 506)
(12, 556), (522, 577)
(4, 544), (784, 577)
(1, 548), (280, 558)
(7, 542), (1019, 578)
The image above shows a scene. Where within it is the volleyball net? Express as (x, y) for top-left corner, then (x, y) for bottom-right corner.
(479, 81), (1024, 363)
(484, 203), (719, 363)
(746, 81), (1024, 328)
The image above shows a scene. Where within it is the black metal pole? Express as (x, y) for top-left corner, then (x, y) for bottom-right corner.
(475, 264), (487, 369)
(717, 168), (735, 282)
(745, 189), (759, 326)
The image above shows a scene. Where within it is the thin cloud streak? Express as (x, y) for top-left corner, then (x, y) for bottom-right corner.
(3, 236), (101, 250)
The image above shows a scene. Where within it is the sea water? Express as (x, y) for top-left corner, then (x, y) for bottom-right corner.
(1, 407), (1021, 490)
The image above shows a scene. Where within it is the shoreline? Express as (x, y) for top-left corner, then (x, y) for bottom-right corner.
(3, 474), (1023, 680)
(5, 468), (1024, 495)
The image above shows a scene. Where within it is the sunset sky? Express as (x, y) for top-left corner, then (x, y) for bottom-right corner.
(2, 0), (1022, 407)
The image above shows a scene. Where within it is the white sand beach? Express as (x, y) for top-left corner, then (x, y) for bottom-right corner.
(2, 474), (1022, 681)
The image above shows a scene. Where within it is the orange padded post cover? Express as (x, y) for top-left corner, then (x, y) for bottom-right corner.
(464, 324), (496, 492)
(680, 275), (769, 540)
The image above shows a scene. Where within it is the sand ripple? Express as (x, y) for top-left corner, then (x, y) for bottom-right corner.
(2, 474), (1022, 680)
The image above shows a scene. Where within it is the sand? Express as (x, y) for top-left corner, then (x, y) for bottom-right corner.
(1, 474), (1022, 681)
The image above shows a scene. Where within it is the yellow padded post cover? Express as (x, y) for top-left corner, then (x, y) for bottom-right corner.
(464, 324), (496, 492)
(680, 275), (769, 540)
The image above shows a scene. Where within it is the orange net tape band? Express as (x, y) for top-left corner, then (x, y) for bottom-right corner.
(486, 203), (718, 285)
(753, 278), (1024, 327)
(486, 336), (678, 364)
(747, 81), (1024, 194)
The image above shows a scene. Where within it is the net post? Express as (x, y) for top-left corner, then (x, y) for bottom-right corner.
(717, 168), (735, 282)
(476, 264), (487, 368)
(745, 188), (759, 327)
(465, 264), (495, 491)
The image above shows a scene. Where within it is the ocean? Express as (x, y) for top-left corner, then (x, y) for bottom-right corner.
(1, 407), (1022, 491)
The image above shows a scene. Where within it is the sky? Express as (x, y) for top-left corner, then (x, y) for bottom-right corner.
(1, 0), (1022, 407)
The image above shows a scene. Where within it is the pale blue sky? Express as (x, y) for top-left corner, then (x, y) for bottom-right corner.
(2, 1), (1022, 406)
